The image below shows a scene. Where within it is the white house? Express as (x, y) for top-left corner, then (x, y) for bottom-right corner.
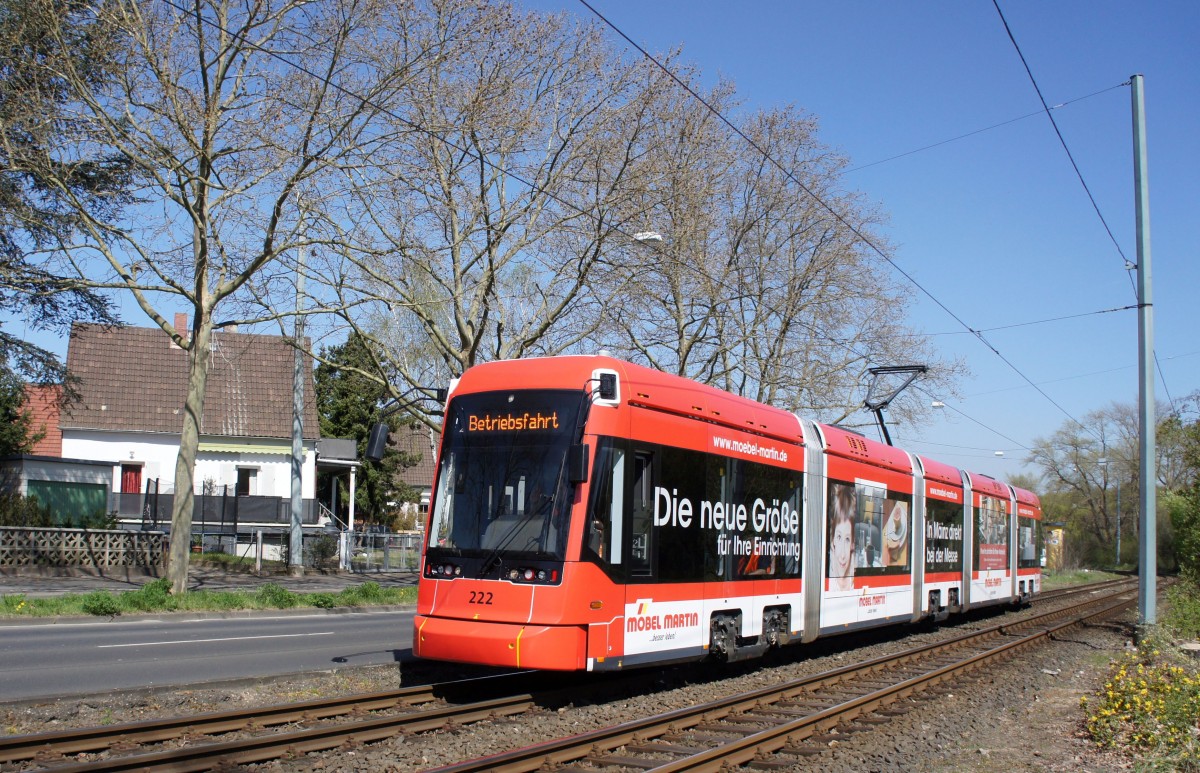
(59, 318), (323, 529)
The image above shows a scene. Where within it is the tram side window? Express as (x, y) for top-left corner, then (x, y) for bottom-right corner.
(827, 479), (912, 582)
(924, 498), (965, 573)
(723, 458), (802, 580)
(585, 440), (625, 566)
(653, 445), (706, 581)
(974, 495), (1009, 570)
(1017, 516), (1042, 569)
(629, 452), (654, 576)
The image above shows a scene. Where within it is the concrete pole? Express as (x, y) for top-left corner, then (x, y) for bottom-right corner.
(1131, 74), (1155, 624)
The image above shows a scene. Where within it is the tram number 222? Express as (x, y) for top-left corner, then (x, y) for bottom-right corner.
(468, 591), (495, 605)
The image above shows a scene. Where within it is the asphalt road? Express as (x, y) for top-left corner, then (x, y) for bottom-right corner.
(0, 609), (417, 702)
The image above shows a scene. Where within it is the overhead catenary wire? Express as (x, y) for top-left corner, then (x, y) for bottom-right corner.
(578, 0), (1103, 445)
(845, 82), (1129, 174)
(992, 0), (1175, 411)
(919, 304), (1137, 337)
(158, 0), (1129, 451)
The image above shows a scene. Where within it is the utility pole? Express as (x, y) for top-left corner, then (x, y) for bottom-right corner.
(290, 236), (307, 577)
(1131, 74), (1155, 624)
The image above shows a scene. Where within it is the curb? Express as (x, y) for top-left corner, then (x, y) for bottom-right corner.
(0, 603), (416, 627)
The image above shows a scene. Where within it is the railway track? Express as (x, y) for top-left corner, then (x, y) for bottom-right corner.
(0, 579), (1136, 772)
(432, 584), (1137, 772)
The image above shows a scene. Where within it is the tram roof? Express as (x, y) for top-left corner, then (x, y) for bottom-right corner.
(451, 356), (805, 446)
(819, 423), (913, 474)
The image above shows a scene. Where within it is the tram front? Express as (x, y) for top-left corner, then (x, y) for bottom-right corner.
(413, 384), (595, 669)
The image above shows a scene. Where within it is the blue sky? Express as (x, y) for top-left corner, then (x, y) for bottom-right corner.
(9, 1), (1194, 485)
(525, 0), (1199, 479)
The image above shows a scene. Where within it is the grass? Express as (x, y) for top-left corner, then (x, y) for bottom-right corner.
(0, 578), (417, 618)
(0, 567), (1117, 619)
(1040, 568), (1124, 591)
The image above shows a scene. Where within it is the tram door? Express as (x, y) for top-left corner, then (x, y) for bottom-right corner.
(628, 452), (654, 577)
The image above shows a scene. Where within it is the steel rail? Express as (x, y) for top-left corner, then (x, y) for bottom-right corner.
(5, 578), (1133, 772)
(0, 671), (532, 764)
(23, 693), (537, 773)
(425, 587), (1136, 773)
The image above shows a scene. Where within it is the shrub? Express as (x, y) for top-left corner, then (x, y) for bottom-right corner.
(1083, 642), (1200, 765)
(0, 493), (54, 527)
(309, 593), (337, 609)
(125, 578), (174, 612)
(1, 595), (30, 615)
(356, 581), (383, 601)
(81, 591), (120, 617)
(257, 583), (297, 608)
(305, 535), (339, 570)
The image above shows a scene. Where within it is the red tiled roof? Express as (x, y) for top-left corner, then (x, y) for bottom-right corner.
(63, 322), (319, 439)
(24, 384), (62, 456)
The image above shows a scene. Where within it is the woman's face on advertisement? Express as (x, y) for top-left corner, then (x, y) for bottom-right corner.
(831, 519), (853, 575)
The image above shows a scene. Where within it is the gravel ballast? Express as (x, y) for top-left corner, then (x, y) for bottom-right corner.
(3, 600), (1140, 772)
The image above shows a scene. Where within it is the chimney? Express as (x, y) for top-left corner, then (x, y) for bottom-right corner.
(171, 312), (190, 349)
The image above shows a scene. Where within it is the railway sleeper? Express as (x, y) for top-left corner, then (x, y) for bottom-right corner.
(588, 753), (663, 769)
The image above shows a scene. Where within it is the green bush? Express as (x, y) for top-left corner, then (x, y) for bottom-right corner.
(81, 591), (120, 617)
(257, 583), (298, 608)
(1082, 642), (1200, 765)
(309, 593), (337, 609)
(125, 578), (174, 612)
(304, 535), (339, 570)
(0, 493), (54, 527)
(356, 580), (383, 601)
(1, 594), (31, 615)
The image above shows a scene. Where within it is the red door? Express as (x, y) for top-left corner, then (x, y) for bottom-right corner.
(121, 464), (142, 494)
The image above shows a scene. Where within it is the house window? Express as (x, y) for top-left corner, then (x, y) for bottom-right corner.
(121, 464), (142, 494)
(236, 468), (258, 497)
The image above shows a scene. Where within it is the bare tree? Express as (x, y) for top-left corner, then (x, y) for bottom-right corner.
(304, 14), (961, 434)
(603, 91), (963, 428)
(30, 0), (453, 593)
(306, 6), (673, 425)
(1027, 403), (1140, 565)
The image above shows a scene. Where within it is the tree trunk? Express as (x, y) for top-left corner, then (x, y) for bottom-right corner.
(166, 319), (213, 595)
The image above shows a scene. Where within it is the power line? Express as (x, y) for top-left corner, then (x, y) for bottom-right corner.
(845, 83), (1128, 174)
(914, 386), (1032, 452)
(992, 1), (1133, 278)
(992, 1), (1175, 411)
(579, 0), (1103, 444)
(921, 304), (1137, 337)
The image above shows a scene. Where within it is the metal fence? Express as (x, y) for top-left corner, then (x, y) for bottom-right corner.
(345, 531), (422, 573)
(112, 481), (319, 532)
(189, 529), (421, 572)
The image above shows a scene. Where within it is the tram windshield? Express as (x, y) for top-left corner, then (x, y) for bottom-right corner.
(426, 389), (584, 560)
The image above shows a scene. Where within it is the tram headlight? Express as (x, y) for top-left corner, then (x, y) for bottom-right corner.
(426, 562), (460, 578)
(500, 566), (561, 584)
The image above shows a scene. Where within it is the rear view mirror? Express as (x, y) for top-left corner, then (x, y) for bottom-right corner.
(598, 373), (617, 400)
(365, 422), (389, 462)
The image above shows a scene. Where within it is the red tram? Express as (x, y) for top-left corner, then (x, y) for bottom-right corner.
(412, 356), (1043, 671)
